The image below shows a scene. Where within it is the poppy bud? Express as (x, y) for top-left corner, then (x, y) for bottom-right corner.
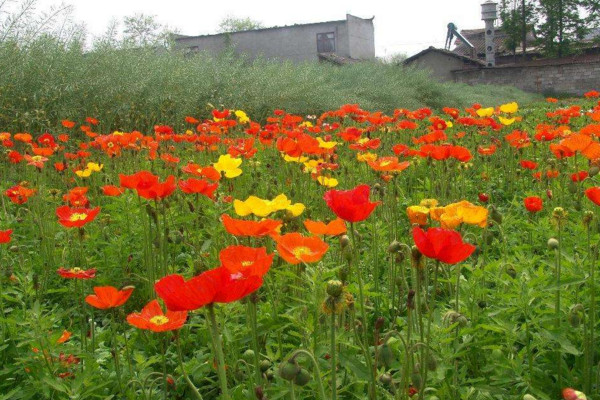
(546, 189), (553, 199)
(411, 245), (422, 267)
(589, 166), (599, 177)
(375, 317), (385, 331)
(490, 205), (503, 224)
(326, 280), (343, 297)
(242, 349), (255, 363)
(411, 370), (422, 389)
(426, 353), (437, 371)
(523, 395), (538, 400)
(506, 265), (517, 279)
(293, 368), (311, 386)
(338, 265), (349, 282)
(342, 246), (353, 263)
(279, 360), (300, 381)
(548, 238), (559, 250)
(379, 373), (392, 385)
(339, 235), (350, 248)
(407, 289), (415, 310)
(259, 359), (271, 372)
(583, 211), (594, 227)
(255, 386), (265, 400)
(568, 304), (585, 327)
(387, 240), (401, 253)
(562, 388), (587, 400)
(478, 193), (489, 203)
(568, 181), (578, 194)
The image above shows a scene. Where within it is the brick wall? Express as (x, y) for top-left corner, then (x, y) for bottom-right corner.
(452, 60), (600, 95)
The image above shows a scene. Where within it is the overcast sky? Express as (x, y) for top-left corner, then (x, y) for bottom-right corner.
(37, 0), (488, 57)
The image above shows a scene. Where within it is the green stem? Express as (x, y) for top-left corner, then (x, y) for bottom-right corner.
(330, 311), (337, 400)
(248, 300), (262, 384)
(207, 304), (231, 400)
(161, 334), (168, 400)
(556, 224), (562, 391)
(175, 334), (204, 400)
(287, 349), (327, 400)
(350, 223), (377, 400)
(110, 309), (123, 394)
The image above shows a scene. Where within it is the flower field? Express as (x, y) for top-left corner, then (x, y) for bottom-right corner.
(1, 92), (600, 400)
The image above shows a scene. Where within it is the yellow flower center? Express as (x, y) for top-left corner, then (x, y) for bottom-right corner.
(69, 267), (82, 273)
(241, 261), (253, 267)
(32, 156), (42, 161)
(292, 246), (312, 259)
(69, 213), (88, 222)
(150, 315), (169, 326)
(380, 160), (392, 167)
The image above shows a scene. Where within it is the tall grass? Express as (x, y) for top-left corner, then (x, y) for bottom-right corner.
(0, 37), (541, 132)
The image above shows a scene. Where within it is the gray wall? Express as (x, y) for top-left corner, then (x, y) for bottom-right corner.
(347, 14), (375, 59)
(453, 61), (600, 95)
(405, 52), (476, 81)
(175, 15), (375, 62)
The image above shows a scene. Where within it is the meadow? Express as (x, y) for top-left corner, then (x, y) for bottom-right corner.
(0, 82), (599, 400)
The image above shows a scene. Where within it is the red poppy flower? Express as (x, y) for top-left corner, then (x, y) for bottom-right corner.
(155, 263), (267, 311)
(323, 184), (380, 223)
(5, 184), (36, 204)
(303, 218), (347, 236)
(570, 171), (588, 182)
(85, 286), (134, 309)
(585, 187), (600, 206)
(212, 109), (230, 119)
(119, 170), (158, 190)
(102, 185), (125, 196)
(136, 175), (177, 200)
(63, 187), (89, 207)
(56, 206), (100, 228)
(478, 193), (489, 203)
(181, 163), (221, 181)
(126, 300), (187, 332)
(562, 388), (587, 400)
(219, 246), (273, 276)
(274, 233), (329, 265)
(524, 196), (543, 213)
(57, 267), (96, 279)
(178, 178), (218, 199)
(61, 120), (76, 129)
(0, 229), (12, 244)
(520, 160), (538, 170)
(412, 227), (475, 265)
(221, 214), (282, 237)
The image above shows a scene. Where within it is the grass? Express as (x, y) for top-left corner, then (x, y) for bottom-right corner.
(0, 37), (541, 133)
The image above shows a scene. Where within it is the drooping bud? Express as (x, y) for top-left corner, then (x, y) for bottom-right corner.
(326, 280), (343, 298)
(548, 238), (559, 250)
(568, 304), (585, 328)
(387, 240), (401, 253)
(293, 368), (311, 386)
(339, 235), (350, 249)
(279, 360), (300, 381)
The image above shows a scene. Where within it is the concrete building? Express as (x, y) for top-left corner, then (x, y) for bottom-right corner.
(173, 14), (375, 63)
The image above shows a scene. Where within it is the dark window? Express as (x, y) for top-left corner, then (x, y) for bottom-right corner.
(317, 32), (335, 53)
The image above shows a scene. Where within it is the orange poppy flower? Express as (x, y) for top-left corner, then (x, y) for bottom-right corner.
(86, 286), (134, 309)
(126, 300), (187, 332)
(178, 178), (218, 199)
(57, 267), (96, 279)
(367, 157), (410, 173)
(56, 329), (71, 344)
(274, 233), (329, 265)
(219, 245), (273, 276)
(5, 184), (36, 204)
(221, 214), (282, 237)
(303, 218), (347, 236)
(102, 185), (125, 196)
(56, 206), (100, 228)
(61, 120), (76, 129)
(181, 163), (221, 181)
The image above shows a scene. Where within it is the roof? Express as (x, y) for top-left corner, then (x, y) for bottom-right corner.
(404, 47), (486, 66)
(318, 53), (363, 65)
(175, 14), (372, 41)
(453, 28), (537, 56)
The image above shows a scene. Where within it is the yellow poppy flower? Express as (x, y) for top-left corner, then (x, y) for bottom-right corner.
(499, 102), (518, 114)
(317, 176), (339, 188)
(498, 116), (516, 126)
(406, 205), (429, 226)
(213, 154), (242, 178)
(357, 152), (377, 163)
(75, 169), (92, 178)
(286, 203), (305, 217)
(234, 110), (250, 124)
(283, 155), (308, 163)
(317, 137), (338, 149)
(476, 107), (495, 118)
(86, 162), (103, 172)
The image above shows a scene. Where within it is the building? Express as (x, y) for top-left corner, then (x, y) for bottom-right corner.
(403, 1), (600, 95)
(173, 14), (375, 63)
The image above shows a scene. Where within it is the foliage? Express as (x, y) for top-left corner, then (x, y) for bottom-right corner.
(217, 16), (265, 33)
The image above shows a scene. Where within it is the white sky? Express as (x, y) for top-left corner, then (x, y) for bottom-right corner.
(37, 0), (487, 57)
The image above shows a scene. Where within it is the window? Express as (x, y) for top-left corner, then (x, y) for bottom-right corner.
(317, 32), (335, 53)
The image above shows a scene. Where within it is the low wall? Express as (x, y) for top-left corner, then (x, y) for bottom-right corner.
(452, 59), (600, 95)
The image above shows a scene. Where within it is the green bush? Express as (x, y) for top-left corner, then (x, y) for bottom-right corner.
(0, 37), (541, 132)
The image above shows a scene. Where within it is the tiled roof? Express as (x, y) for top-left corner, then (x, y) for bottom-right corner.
(404, 47), (486, 66)
(453, 28), (537, 56)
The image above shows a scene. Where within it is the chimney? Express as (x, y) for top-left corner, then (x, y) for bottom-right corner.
(481, 1), (498, 67)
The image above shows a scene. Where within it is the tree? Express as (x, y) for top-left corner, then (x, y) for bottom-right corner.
(122, 13), (176, 48)
(535, 0), (588, 57)
(499, 0), (535, 57)
(217, 16), (264, 33)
